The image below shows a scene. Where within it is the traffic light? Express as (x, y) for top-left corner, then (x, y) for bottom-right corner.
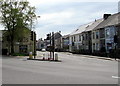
(114, 35), (118, 43)
(31, 31), (33, 41)
(46, 34), (51, 40)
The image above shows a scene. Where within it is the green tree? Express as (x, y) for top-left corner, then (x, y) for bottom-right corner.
(0, 0), (37, 55)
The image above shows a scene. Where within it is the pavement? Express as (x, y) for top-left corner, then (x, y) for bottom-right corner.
(35, 51), (118, 61)
(9, 51), (118, 62)
(71, 54), (117, 61)
(2, 51), (119, 84)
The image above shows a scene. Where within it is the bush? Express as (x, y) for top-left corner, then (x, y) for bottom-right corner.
(12, 53), (28, 56)
(109, 49), (120, 59)
(92, 51), (107, 57)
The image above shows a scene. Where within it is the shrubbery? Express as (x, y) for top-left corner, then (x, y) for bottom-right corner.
(109, 49), (120, 59)
(12, 53), (28, 56)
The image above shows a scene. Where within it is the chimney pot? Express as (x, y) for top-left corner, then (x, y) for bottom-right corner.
(103, 14), (111, 20)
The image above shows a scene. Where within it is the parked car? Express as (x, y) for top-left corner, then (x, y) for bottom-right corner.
(42, 48), (46, 52)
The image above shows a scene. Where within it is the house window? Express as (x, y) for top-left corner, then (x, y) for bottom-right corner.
(93, 43), (95, 51)
(96, 43), (99, 51)
(72, 36), (74, 42)
(96, 32), (99, 39)
(79, 35), (81, 41)
(76, 35), (78, 42)
(19, 45), (27, 53)
(106, 29), (110, 38)
(100, 28), (105, 38)
(74, 36), (75, 42)
(82, 35), (84, 40)
(86, 34), (88, 40)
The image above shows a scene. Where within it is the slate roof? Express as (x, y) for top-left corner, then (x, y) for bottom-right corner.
(84, 19), (103, 32)
(62, 34), (69, 38)
(69, 22), (93, 36)
(94, 12), (120, 30)
(70, 19), (103, 36)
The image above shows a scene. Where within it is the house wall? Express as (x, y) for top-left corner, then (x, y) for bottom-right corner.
(2, 30), (35, 55)
(55, 37), (62, 51)
(69, 36), (72, 52)
(99, 28), (105, 52)
(92, 30), (100, 52)
(82, 32), (92, 51)
(116, 25), (120, 48)
(74, 34), (79, 50)
(69, 35), (76, 52)
(61, 36), (69, 51)
(36, 39), (44, 50)
(14, 44), (19, 53)
(69, 32), (92, 53)
(0, 31), (2, 55)
(105, 26), (116, 53)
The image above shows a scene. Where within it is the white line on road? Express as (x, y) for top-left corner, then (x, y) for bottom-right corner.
(112, 76), (120, 79)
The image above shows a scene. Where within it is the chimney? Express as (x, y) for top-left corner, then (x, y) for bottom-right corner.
(59, 31), (61, 33)
(95, 19), (96, 22)
(103, 14), (111, 20)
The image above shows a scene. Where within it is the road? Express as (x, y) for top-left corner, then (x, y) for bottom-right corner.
(2, 51), (118, 84)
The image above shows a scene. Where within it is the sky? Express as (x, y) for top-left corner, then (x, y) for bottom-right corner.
(0, 0), (119, 40)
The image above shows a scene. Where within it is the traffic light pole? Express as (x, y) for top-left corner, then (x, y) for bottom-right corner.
(50, 33), (52, 59)
(34, 32), (36, 59)
(52, 32), (55, 60)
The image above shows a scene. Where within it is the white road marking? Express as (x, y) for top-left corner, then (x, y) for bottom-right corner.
(112, 76), (120, 79)
(19, 58), (27, 61)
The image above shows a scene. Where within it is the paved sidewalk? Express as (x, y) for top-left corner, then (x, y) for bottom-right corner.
(4, 52), (119, 62)
(58, 52), (118, 61)
(72, 53), (120, 61)
(78, 54), (115, 61)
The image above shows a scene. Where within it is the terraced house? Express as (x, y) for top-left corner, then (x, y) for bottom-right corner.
(69, 19), (103, 54)
(69, 12), (120, 57)
(93, 13), (120, 57)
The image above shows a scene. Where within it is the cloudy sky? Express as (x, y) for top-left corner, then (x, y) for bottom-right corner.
(0, 0), (119, 40)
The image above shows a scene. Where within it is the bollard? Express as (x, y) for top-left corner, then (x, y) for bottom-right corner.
(55, 53), (58, 61)
(48, 54), (50, 60)
(43, 54), (45, 60)
(29, 52), (33, 59)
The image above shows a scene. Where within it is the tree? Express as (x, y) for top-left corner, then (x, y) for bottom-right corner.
(0, 0), (37, 55)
